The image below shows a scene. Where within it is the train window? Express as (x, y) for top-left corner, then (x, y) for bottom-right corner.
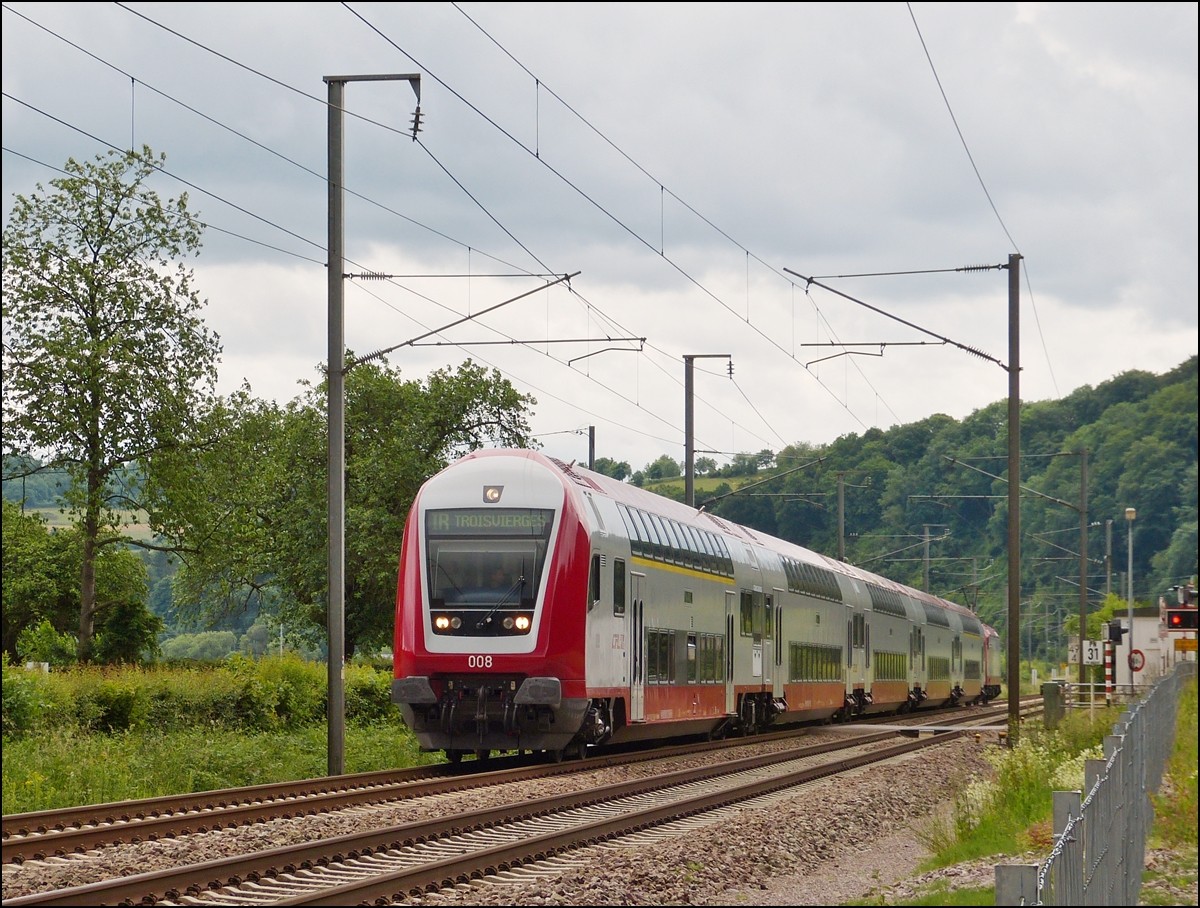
(627, 506), (648, 544)
(690, 528), (708, 573)
(679, 524), (700, 571)
(687, 633), (697, 682)
(785, 558), (800, 594)
(664, 519), (688, 565)
(647, 629), (676, 684)
(740, 590), (754, 637)
(647, 513), (676, 564)
(636, 509), (663, 560)
(790, 643), (844, 682)
(424, 508), (552, 609)
(696, 527), (710, 570)
(763, 594), (774, 640)
(874, 650), (906, 681)
(826, 570), (844, 602)
(695, 633), (725, 683)
(616, 504), (643, 558)
(589, 554), (601, 611)
(684, 590), (693, 604)
(613, 558), (626, 616)
(714, 535), (734, 576)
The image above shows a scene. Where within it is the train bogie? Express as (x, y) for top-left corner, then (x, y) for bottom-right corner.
(391, 449), (1001, 760)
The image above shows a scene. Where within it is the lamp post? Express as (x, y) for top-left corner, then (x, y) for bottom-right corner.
(1125, 506), (1136, 693)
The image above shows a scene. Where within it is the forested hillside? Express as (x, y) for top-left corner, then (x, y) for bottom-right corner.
(642, 356), (1198, 660)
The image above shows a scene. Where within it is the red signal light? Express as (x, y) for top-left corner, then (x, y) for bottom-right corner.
(1166, 608), (1198, 630)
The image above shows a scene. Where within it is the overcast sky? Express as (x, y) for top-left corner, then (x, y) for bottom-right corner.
(4, 2), (1197, 473)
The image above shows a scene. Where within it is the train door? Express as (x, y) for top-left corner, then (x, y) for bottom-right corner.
(742, 588), (765, 681)
(761, 593), (775, 689)
(630, 571), (646, 722)
(848, 609), (866, 690)
(773, 594), (784, 700)
(724, 590), (736, 714)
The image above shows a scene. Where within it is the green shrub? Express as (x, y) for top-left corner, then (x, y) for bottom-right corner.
(90, 678), (142, 732)
(239, 653), (326, 727)
(2, 658), (400, 739)
(2, 656), (44, 739)
(1151, 678), (1198, 849)
(15, 619), (77, 667)
(58, 668), (145, 733)
(160, 631), (239, 661)
(346, 662), (394, 723)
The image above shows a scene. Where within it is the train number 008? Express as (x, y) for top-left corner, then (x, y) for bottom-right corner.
(467, 655), (493, 669)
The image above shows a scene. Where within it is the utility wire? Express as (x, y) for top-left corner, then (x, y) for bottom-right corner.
(906, 2), (1058, 397)
(4, 6), (719, 460)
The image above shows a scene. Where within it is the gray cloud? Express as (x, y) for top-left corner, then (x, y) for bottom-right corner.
(3, 2), (1195, 470)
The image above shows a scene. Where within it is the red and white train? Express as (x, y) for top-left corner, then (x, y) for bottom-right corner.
(392, 449), (1003, 761)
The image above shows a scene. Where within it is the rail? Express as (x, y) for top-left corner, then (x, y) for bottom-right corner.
(994, 661), (1196, 905)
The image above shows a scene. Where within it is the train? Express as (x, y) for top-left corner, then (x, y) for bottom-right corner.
(391, 448), (1003, 762)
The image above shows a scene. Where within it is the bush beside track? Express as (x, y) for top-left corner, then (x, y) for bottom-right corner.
(1, 653), (393, 737)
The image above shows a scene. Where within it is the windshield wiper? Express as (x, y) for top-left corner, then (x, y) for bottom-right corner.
(476, 576), (526, 629)
(435, 561), (465, 601)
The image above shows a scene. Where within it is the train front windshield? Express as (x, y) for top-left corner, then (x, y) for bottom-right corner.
(425, 508), (554, 615)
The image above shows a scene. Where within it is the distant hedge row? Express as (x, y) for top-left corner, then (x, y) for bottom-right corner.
(2, 653), (397, 739)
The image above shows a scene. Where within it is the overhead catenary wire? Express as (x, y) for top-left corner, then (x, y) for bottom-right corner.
(2, 3), (1070, 468)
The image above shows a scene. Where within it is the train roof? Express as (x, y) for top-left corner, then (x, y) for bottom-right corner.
(454, 448), (994, 633)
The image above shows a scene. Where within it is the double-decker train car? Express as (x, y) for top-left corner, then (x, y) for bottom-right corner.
(392, 448), (1003, 761)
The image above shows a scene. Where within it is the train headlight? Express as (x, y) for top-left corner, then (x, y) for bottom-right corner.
(483, 485), (504, 503)
(515, 615), (531, 631)
(502, 617), (514, 630)
(450, 616), (461, 629)
(434, 615), (450, 630)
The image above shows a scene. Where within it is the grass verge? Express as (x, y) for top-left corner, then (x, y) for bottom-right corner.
(874, 678), (1198, 906)
(1, 721), (441, 814)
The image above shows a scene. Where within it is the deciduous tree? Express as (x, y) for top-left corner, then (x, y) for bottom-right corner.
(2, 146), (220, 661)
(169, 358), (535, 657)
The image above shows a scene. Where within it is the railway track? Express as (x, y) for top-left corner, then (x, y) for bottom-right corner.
(2, 699), (1026, 865)
(3, 703), (1026, 906)
(2, 695), (1032, 858)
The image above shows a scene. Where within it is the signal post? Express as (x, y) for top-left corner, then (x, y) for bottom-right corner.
(1165, 583), (1198, 669)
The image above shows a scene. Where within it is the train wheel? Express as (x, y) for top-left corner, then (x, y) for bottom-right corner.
(446, 749), (465, 764)
(474, 748), (491, 762)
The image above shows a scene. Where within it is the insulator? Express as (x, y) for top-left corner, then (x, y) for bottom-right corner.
(961, 343), (992, 361)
